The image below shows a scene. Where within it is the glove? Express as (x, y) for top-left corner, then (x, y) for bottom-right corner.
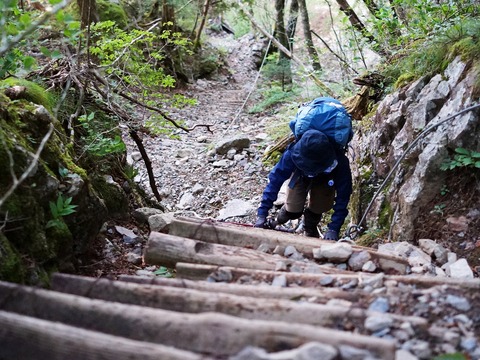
(323, 229), (338, 241)
(254, 216), (267, 228)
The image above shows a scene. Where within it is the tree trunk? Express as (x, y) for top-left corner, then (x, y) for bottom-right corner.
(0, 281), (397, 359)
(286, 0), (299, 53)
(298, 0), (321, 72)
(334, 0), (386, 55)
(238, 1), (335, 96)
(194, 0), (211, 49)
(275, 0), (292, 87)
(362, 0), (380, 18)
(77, 0), (99, 29)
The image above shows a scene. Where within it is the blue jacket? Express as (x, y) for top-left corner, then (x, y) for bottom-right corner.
(257, 144), (352, 233)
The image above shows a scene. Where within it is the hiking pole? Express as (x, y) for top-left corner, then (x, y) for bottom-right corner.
(345, 103), (480, 240)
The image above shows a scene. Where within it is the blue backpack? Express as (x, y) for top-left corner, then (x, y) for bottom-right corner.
(289, 97), (353, 149)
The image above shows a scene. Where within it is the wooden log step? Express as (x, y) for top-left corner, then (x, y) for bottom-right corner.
(175, 262), (480, 290)
(169, 217), (409, 274)
(51, 273), (426, 330)
(0, 310), (209, 360)
(0, 281), (396, 359)
(116, 274), (360, 303)
(144, 231), (348, 274)
(176, 262), (373, 286)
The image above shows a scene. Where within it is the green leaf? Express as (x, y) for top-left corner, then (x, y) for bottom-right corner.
(22, 56), (35, 70)
(454, 147), (470, 155)
(49, 201), (58, 218)
(475, 161), (480, 168)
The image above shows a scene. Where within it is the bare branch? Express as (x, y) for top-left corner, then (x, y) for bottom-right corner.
(0, 0), (72, 58)
(0, 123), (54, 209)
(90, 70), (214, 133)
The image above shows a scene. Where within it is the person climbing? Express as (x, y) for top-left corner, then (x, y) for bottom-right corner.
(254, 128), (352, 240)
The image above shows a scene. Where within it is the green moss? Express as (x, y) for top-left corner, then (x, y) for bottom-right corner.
(91, 176), (129, 220)
(394, 73), (416, 89)
(97, 0), (128, 29)
(0, 233), (25, 283)
(378, 199), (393, 229)
(0, 78), (54, 112)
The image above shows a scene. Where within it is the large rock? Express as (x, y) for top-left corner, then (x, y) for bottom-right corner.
(351, 57), (480, 244)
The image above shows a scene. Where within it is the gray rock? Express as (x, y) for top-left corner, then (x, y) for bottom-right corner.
(212, 159), (231, 167)
(126, 251), (142, 265)
(364, 314), (394, 332)
(395, 349), (418, 360)
(132, 207), (164, 224)
(445, 258), (474, 278)
(445, 294), (471, 311)
(215, 135), (251, 155)
(418, 239), (448, 265)
(148, 212), (175, 232)
(362, 261), (377, 272)
(271, 274), (287, 287)
(177, 191), (195, 209)
(217, 199), (255, 220)
(368, 297), (390, 313)
(313, 243), (353, 262)
(115, 226), (139, 244)
(348, 250), (371, 271)
(257, 243), (273, 253)
(339, 345), (378, 360)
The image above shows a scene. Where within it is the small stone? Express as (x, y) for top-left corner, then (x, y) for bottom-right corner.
(257, 243), (272, 253)
(319, 276), (334, 286)
(275, 261), (288, 271)
(395, 349), (418, 360)
(445, 294), (471, 311)
(362, 261), (377, 272)
(368, 297), (390, 313)
(445, 258), (474, 278)
(348, 250), (371, 271)
(461, 337), (477, 351)
(126, 252), (142, 265)
(271, 274), (287, 287)
(364, 314), (394, 332)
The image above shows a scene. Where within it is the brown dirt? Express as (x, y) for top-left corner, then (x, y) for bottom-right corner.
(414, 167), (480, 270)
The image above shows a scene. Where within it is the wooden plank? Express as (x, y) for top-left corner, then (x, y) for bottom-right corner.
(144, 231), (342, 274)
(0, 281), (396, 359)
(169, 217), (409, 274)
(0, 310), (209, 360)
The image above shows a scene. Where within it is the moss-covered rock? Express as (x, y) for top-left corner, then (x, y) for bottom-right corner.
(0, 81), (116, 285)
(97, 0), (128, 29)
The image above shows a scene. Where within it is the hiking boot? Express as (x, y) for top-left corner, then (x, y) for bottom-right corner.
(276, 206), (303, 224)
(303, 208), (322, 238)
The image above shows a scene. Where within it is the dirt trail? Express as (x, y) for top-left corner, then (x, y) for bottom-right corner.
(125, 31), (271, 220)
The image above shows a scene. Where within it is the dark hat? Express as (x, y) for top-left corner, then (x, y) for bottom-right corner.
(291, 129), (337, 177)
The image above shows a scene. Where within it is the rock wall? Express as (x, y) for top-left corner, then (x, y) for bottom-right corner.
(0, 83), (132, 285)
(351, 57), (479, 242)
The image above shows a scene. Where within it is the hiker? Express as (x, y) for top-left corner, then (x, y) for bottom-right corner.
(254, 128), (352, 240)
